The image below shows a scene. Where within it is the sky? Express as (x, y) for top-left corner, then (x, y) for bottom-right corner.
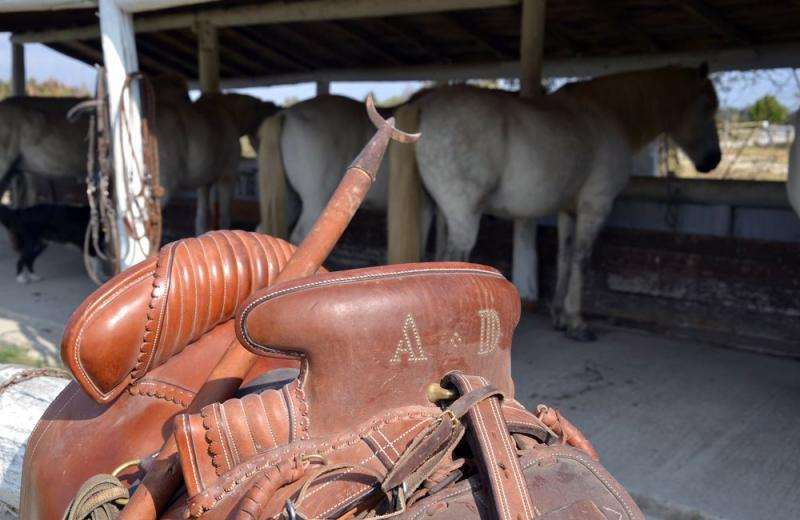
(1, 33), (798, 110)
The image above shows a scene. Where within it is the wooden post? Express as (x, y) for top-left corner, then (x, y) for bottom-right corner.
(99, 0), (151, 269)
(519, 0), (546, 98)
(513, 0), (546, 302)
(196, 20), (220, 93)
(316, 80), (330, 96)
(11, 43), (25, 96)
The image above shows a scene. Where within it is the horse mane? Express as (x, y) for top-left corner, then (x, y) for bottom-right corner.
(556, 66), (717, 150)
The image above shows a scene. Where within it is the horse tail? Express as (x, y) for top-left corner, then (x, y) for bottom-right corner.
(256, 112), (288, 239)
(387, 102), (424, 264)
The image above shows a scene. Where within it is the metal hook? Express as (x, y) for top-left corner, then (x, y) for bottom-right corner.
(365, 95), (420, 144)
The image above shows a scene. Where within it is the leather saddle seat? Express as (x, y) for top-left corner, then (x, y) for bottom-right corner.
(20, 231), (302, 520)
(172, 262), (527, 516)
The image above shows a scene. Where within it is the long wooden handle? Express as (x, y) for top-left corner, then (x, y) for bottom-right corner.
(119, 96), (418, 519)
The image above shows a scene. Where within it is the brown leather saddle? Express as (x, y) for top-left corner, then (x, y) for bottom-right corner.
(20, 99), (643, 520)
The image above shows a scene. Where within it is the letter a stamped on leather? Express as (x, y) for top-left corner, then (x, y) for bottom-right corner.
(389, 314), (428, 363)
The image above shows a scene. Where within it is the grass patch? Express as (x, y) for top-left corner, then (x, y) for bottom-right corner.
(0, 344), (43, 367)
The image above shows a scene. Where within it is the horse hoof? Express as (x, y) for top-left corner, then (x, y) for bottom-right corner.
(28, 273), (41, 282)
(565, 326), (597, 342)
(16, 273), (29, 284)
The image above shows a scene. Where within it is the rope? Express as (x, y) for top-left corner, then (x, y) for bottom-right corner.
(80, 68), (162, 283)
(0, 367), (71, 396)
(61, 474), (128, 520)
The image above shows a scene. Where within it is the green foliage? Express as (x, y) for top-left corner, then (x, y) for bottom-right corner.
(748, 95), (789, 124)
(0, 344), (43, 367)
(0, 78), (90, 101)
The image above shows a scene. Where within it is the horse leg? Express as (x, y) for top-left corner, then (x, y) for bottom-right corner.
(217, 179), (234, 230)
(440, 208), (480, 262)
(512, 218), (538, 303)
(434, 206), (448, 261)
(551, 211), (575, 331)
(563, 208), (606, 342)
(195, 185), (211, 235)
(419, 193), (435, 260)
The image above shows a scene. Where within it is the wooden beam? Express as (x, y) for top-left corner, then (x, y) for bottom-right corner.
(237, 26), (316, 71)
(12, 0), (519, 43)
(210, 43), (800, 88)
(316, 80), (330, 95)
(195, 20), (220, 93)
(325, 21), (404, 65)
(673, 0), (753, 46)
(438, 13), (512, 60)
(0, 0), (213, 13)
(219, 28), (309, 72)
(520, 0), (545, 98)
(11, 43), (25, 96)
(585, 1), (662, 52)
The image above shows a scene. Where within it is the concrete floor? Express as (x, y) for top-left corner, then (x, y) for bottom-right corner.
(1, 233), (799, 519)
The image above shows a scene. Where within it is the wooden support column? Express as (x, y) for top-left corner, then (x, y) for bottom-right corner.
(195, 20), (220, 93)
(519, 0), (546, 97)
(514, 0), (546, 302)
(99, 0), (150, 269)
(316, 80), (330, 95)
(11, 42), (25, 96)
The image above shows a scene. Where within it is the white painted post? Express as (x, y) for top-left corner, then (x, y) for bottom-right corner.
(99, 0), (150, 269)
(11, 43), (25, 96)
(316, 80), (330, 96)
(513, 0), (546, 302)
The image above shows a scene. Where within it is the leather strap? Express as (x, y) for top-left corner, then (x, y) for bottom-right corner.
(444, 372), (535, 520)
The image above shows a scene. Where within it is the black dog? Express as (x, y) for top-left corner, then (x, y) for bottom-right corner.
(0, 204), (90, 283)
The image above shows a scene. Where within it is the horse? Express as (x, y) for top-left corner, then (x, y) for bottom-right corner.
(788, 111), (799, 219)
(0, 84), (277, 235)
(256, 94), (434, 245)
(388, 64), (721, 341)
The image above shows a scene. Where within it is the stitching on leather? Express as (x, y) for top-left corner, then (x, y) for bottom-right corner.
(182, 413), (204, 492)
(74, 271), (153, 398)
(128, 380), (194, 408)
(282, 385), (296, 442)
(521, 450), (637, 518)
(25, 383), (80, 464)
(239, 267), (505, 353)
(189, 411), (438, 515)
(219, 402), (241, 467)
(305, 419), (428, 504)
(376, 429), (401, 459)
(210, 235), (227, 325)
(257, 391), (279, 448)
(457, 374), (512, 520)
(186, 241), (201, 346)
(212, 403), (233, 472)
(482, 375), (534, 518)
(237, 398), (259, 454)
(410, 483), (475, 520)
(312, 421), (431, 517)
(196, 237), (213, 340)
(137, 245), (175, 378)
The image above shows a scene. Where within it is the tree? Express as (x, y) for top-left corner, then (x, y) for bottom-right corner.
(748, 95), (789, 124)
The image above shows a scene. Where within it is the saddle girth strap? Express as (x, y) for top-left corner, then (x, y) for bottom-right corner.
(443, 372), (535, 520)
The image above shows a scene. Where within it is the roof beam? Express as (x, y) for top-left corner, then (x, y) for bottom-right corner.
(11, 0), (519, 43)
(219, 29), (310, 72)
(207, 43), (800, 88)
(672, 0), (753, 46)
(325, 21), (404, 66)
(584, 1), (662, 52)
(438, 13), (512, 60)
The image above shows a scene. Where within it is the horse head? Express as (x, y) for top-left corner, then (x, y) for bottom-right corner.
(223, 93), (280, 141)
(668, 62), (721, 173)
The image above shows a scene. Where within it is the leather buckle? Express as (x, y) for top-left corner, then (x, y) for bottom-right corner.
(441, 409), (459, 429)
